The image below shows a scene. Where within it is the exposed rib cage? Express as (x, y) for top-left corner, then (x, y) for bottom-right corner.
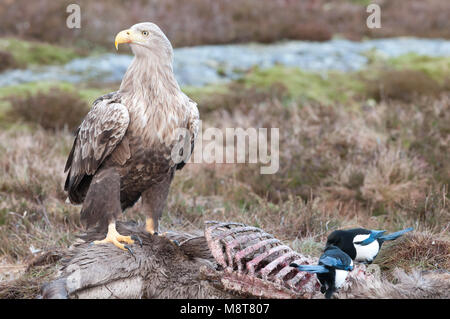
(204, 221), (319, 298)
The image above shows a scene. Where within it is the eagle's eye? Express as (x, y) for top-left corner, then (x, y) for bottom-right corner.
(142, 30), (149, 37)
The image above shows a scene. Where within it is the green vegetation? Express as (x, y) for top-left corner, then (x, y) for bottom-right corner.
(238, 66), (366, 104)
(0, 81), (111, 103)
(0, 38), (84, 69)
(349, 0), (372, 5)
(0, 52), (447, 121)
(0, 81), (76, 99)
(387, 53), (450, 84)
(6, 88), (90, 131)
(0, 81), (111, 110)
(184, 53), (450, 112)
(0, 82), (113, 130)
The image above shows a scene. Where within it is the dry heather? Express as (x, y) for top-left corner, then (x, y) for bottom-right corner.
(0, 0), (449, 48)
(205, 95), (449, 231)
(377, 230), (450, 276)
(0, 50), (18, 72)
(0, 87), (449, 297)
(366, 70), (444, 102)
(6, 88), (89, 131)
(0, 129), (81, 260)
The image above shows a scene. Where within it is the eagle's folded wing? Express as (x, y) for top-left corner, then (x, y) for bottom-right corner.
(64, 97), (130, 202)
(176, 96), (199, 170)
(188, 97), (200, 150)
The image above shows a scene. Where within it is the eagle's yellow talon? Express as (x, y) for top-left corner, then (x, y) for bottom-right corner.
(116, 234), (135, 245)
(93, 222), (134, 251)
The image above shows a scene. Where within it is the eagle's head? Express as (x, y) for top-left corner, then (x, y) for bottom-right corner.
(115, 22), (173, 61)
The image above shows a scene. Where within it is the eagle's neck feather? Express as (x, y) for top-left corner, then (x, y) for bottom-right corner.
(118, 55), (187, 147)
(119, 55), (179, 99)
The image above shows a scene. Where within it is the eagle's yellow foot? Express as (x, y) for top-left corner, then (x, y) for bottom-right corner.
(94, 222), (141, 255)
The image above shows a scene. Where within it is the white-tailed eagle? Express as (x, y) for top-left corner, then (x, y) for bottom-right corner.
(64, 22), (199, 252)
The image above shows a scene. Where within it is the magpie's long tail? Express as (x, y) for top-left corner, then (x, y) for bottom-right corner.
(379, 227), (413, 242)
(290, 263), (329, 274)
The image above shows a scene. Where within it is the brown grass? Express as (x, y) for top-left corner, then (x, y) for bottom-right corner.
(366, 70), (443, 102)
(0, 129), (81, 260)
(0, 263), (59, 299)
(367, 0), (450, 39)
(0, 0), (449, 49)
(0, 87), (448, 298)
(165, 92), (450, 237)
(0, 50), (18, 72)
(5, 88), (89, 131)
(377, 230), (450, 278)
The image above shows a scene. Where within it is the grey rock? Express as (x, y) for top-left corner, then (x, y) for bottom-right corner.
(0, 37), (449, 88)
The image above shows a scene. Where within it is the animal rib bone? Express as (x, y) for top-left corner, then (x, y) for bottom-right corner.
(38, 220), (447, 299)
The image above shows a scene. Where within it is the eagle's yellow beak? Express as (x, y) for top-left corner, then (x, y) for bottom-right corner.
(114, 29), (134, 50)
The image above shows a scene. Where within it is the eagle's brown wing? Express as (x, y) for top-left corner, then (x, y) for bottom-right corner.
(64, 94), (130, 203)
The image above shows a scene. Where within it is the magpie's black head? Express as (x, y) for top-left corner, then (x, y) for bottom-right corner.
(326, 229), (368, 260)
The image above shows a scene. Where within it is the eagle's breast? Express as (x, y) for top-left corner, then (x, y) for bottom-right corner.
(121, 90), (189, 168)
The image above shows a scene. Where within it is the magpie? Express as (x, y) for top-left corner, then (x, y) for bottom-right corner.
(290, 245), (353, 299)
(326, 227), (413, 264)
